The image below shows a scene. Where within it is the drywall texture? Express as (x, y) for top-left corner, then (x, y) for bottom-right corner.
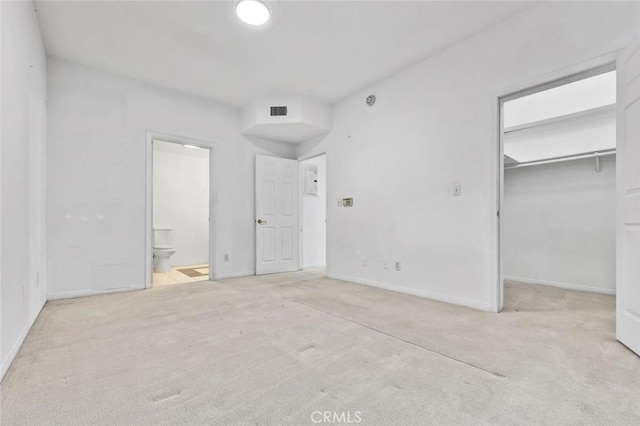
(0, 0), (47, 380)
(301, 155), (326, 268)
(503, 158), (616, 293)
(46, 58), (295, 298)
(153, 141), (209, 267)
(321, 2), (640, 311)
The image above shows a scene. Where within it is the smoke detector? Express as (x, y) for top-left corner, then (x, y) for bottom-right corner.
(366, 95), (376, 106)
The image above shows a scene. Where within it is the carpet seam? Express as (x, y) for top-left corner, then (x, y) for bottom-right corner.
(293, 300), (506, 379)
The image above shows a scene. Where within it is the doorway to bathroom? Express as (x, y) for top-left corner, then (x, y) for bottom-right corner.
(148, 137), (213, 287)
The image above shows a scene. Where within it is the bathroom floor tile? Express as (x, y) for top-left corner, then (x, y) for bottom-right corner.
(152, 264), (209, 287)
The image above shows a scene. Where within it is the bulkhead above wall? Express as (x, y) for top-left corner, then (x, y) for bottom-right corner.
(241, 96), (331, 144)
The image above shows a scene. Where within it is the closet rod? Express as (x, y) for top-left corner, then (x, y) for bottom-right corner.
(504, 148), (616, 170)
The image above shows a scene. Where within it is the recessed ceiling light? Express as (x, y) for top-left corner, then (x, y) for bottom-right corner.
(236, 0), (270, 26)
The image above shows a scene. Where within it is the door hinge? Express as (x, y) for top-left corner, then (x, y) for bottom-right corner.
(497, 210), (500, 217)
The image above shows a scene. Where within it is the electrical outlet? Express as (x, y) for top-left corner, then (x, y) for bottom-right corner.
(362, 259), (368, 267)
(395, 261), (401, 271)
(453, 183), (461, 196)
(223, 253), (230, 262)
(382, 262), (388, 269)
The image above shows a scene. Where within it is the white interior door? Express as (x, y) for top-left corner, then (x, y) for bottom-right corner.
(617, 44), (640, 356)
(255, 155), (300, 275)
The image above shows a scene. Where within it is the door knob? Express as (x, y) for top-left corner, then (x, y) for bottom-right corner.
(257, 219), (267, 224)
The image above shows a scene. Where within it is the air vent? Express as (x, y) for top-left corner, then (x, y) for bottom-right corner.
(270, 106), (288, 117)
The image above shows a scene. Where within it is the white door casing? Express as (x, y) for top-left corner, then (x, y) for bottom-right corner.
(617, 43), (640, 357)
(255, 155), (300, 275)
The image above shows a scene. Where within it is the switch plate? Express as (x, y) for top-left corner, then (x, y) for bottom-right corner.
(453, 183), (461, 196)
(223, 254), (229, 262)
(395, 261), (401, 271)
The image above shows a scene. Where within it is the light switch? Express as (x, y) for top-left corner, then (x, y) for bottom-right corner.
(453, 183), (461, 196)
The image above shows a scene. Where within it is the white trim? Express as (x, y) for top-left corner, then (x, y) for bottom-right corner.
(47, 290), (94, 300)
(495, 54), (619, 102)
(327, 273), (492, 312)
(46, 287), (141, 301)
(298, 160), (304, 270)
(0, 298), (46, 382)
(494, 52), (620, 314)
(216, 271), (255, 280)
(504, 276), (616, 296)
(145, 131), (219, 288)
(493, 94), (504, 313)
(145, 135), (153, 288)
(302, 263), (326, 269)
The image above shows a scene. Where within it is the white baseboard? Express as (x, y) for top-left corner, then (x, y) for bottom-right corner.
(47, 286), (142, 301)
(326, 273), (492, 312)
(504, 275), (616, 295)
(0, 297), (47, 382)
(216, 271), (254, 280)
(302, 264), (326, 269)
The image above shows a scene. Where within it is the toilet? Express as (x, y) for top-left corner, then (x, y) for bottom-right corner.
(153, 227), (176, 273)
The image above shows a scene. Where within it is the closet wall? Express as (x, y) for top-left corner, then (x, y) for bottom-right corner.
(502, 157), (616, 294)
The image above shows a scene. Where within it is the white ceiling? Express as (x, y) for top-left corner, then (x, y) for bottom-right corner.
(504, 71), (617, 128)
(504, 70), (617, 162)
(35, 1), (532, 108)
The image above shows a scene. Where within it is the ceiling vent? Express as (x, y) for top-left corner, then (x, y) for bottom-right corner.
(270, 106), (288, 117)
(242, 97), (331, 143)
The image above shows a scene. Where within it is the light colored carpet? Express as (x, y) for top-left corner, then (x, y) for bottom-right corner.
(1, 272), (639, 425)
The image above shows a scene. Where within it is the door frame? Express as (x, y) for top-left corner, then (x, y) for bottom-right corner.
(297, 152), (327, 271)
(493, 52), (620, 313)
(145, 131), (218, 288)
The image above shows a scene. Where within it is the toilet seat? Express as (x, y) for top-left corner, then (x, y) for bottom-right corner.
(153, 228), (176, 273)
(153, 246), (176, 273)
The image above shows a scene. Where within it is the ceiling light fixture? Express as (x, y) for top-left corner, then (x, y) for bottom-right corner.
(236, 0), (270, 26)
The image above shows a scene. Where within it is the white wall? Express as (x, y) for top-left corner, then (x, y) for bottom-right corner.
(46, 58), (295, 298)
(311, 2), (640, 311)
(1, 0), (47, 380)
(153, 141), (209, 267)
(301, 155), (326, 268)
(503, 158), (616, 294)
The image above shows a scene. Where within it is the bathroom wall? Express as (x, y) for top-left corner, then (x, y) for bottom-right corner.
(46, 58), (295, 299)
(153, 141), (209, 267)
(503, 158), (616, 294)
(1, 0), (47, 380)
(301, 155), (326, 268)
